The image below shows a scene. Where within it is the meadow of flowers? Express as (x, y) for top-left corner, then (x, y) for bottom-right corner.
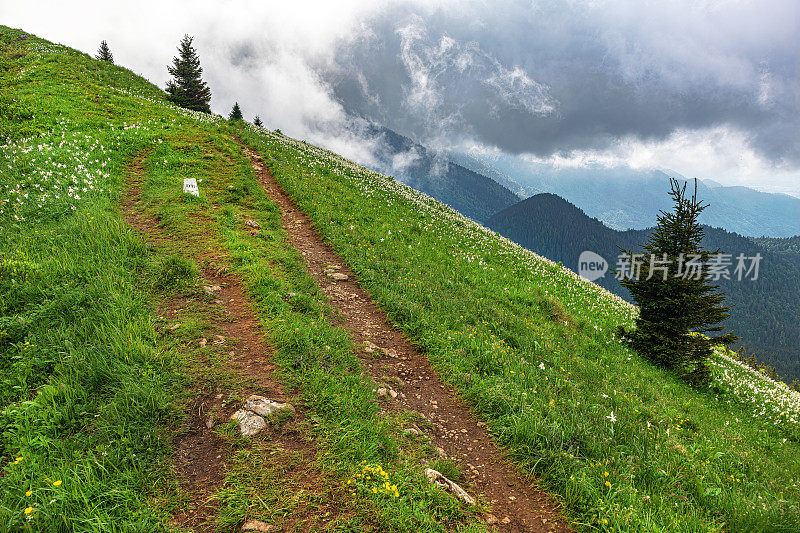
(1, 26), (477, 532)
(2, 22), (799, 532)
(0, 26), (224, 530)
(238, 124), (800, 531)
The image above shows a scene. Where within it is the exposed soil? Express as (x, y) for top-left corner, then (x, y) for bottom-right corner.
(242, 144), (573, 532)
(121, 149), (335, 532)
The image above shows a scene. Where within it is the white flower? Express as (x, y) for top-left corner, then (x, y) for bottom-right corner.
(539, 362), (545, 370)
(607, 411), (617, 423)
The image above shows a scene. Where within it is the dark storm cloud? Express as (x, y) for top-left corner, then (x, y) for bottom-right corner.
(322, 0), (799, 163)
(3, 0), (797, 191)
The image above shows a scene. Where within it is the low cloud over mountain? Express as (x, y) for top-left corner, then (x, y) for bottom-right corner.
(5, 0), (798, 193)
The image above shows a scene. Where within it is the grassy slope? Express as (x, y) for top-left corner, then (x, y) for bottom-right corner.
(138, 131), (481, 531)
(0, 26), (484, 532)
(1, 25), (799, 532)
(236, 127), (800, 531)
(0, 27), (185, 531)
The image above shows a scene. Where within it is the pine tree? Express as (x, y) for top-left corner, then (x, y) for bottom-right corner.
(253, 115), (263, 127)
(228, 102), (243, 121)
(95, 40), (113, 63)
(620, 178), (737, 385)
(165, 35), (211, 113)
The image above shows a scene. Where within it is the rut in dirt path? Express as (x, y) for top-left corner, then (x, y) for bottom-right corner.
(242, 143), (574, 533)
(120, 149), (325, 532)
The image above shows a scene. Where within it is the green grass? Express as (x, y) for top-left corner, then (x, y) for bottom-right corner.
(1, 25), (488, 532)
(234, 126), (800, 531)
(0, 27), (185, 532)
(2, 22), (799, 533)
(137, 131), (486, 531)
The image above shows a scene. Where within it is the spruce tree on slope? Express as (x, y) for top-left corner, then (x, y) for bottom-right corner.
(96, 40), (113, 63)
(620, 178), (737, 385)
(229, 102), (243, 121)
(165, 35), (211, 113)
(253, 115), (263, 127)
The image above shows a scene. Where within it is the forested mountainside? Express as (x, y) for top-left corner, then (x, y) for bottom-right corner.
(487, 193), (800, 383)
(752, 236), (800, 268)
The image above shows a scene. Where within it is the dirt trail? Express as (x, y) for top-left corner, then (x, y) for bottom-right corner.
(121, 150), (322, 532)
(243, 145), (573, 532)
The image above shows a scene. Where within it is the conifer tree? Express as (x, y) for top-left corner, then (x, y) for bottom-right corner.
(228, 102), (243, 121)
(620, 178), (737, 385)
(253, 115), (263, 127)
(165, 35), (212, 113)
(95, 40), (113, 63)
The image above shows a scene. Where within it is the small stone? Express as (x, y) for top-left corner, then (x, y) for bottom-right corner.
(389, 389), (398, 399)
(329, 272), (348, 281)
(485, 514), (499, 525)
(376, 387), (389, 398)
(245, 219), (260, 228)
(501, 517), (511, 525)
(380, 347), (397, 358)
(240, 520), (275, 532)
(169, 323), (181, 331)
(213, 335), (226, 345)
(231, 410), (266, 436)
(403, 426), (423, 436)
(205, 416), (214, 429)
(243, 395), (295, 418)
(203, 285), (221, 295)
(363, 341), (380, 353)
(424, 468), (475, 505)
(436, 447), (446, 457)
(199, 338), (207, 347)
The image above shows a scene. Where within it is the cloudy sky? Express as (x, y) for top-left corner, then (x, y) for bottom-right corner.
(3, 0), (799, 195)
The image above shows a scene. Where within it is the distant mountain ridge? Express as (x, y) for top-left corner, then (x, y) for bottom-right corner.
(468, 154), (800, 238)
(365, 126), (520, 223)
(446, 151), (541, 199)
(487, 193), (800, 383)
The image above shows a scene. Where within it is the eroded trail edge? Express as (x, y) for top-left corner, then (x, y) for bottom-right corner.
(243, 144), (573, 532)
(122, 149), (323, 532)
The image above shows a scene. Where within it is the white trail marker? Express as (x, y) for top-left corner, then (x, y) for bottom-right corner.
(183, 178), (199, 196)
